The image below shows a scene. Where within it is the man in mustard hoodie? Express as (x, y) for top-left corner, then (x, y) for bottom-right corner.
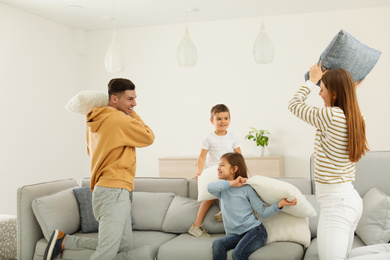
(44, 78), (155, 260)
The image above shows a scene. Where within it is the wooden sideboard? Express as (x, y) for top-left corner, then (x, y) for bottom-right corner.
(159, 155), (284, 179)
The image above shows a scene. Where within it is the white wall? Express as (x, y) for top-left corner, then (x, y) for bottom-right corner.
(0, 4), (89, 214)
(1, 4), (389, 214)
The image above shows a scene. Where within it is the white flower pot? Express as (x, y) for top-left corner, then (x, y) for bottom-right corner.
(253, 146), (265, 157)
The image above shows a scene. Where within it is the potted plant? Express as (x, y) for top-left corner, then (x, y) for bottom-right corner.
(245, 127), (270, 156)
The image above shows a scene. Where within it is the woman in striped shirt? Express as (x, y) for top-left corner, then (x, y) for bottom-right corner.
(288, 63), (369, 260)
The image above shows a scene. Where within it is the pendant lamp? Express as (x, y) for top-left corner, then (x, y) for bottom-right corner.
(177, 1), (197, 68)
(105, 0), (125, 73)
(253, 18), (274, 64)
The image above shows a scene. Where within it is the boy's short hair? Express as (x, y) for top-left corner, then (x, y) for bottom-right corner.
(210, 104), (230, 118)
(108, 78), (135, 97)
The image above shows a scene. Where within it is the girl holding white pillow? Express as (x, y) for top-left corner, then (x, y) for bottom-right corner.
(208, 152), (297, 260)
(288, 63), (369, 260)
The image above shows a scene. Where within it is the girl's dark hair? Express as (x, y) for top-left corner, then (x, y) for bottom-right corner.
(108, 78), (135, 97)
(220, 152), (248, 178)
(321, 69), (369, 162)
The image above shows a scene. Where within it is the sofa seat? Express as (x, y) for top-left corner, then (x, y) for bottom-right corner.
(158, 233), (305, 260)
(33, 231), (178, 260)
(303, 235), (366, 260)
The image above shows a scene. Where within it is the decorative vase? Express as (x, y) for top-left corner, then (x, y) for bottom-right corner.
(253, 146), (265, 157)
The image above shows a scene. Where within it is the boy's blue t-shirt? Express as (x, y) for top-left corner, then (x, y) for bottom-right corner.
(208, 181), (280, 235)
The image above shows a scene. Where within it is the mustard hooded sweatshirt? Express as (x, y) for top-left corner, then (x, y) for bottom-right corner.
(86, 107), (154, 192)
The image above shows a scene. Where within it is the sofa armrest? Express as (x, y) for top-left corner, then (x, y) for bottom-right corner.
(17, 179), (77, 260)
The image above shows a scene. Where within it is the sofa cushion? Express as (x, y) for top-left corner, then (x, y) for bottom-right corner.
(65, 90), (108, 115)
(132, 192), (175, 231)
(158, 233), (305, 260)
(161, 195), (224, 234)
(31, 188), (80, 241)
(356, 187), (390, 245)
(257, 211), (311, 248)
(303, 236), (366, 260)
(73, 187), (99, 233)
(304, 29), (381, 85)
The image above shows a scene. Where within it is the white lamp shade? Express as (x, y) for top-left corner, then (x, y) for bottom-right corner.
(253, 23), (275, 64)
(105, 33), (125, 73)
(177, 26), (197, 67)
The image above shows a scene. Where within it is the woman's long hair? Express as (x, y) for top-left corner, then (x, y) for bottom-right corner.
(321, 69), (369, 162)
(220, 152), (248, 178)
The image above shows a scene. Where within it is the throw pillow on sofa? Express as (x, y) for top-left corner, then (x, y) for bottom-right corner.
(132, 192), (175, 231)
(161, 195), (224, 234)
(304, 29), (381, 85)
(356, 187), (390, 245)
(73, 187), (99, 233)
(31, 187), (80, 241)
(256, 211), (311, 248)
(65, 90), (108, 115)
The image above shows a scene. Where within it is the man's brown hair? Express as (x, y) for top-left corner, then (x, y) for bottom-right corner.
(108, 78), (135, 98)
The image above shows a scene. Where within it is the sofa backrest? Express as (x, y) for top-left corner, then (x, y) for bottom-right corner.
(134, 177), (189, 198)
(354, 151), (390, 196)
(17, 179), (78, 260)
(81, 177), (190, 198)
(310, 151), (390, 196)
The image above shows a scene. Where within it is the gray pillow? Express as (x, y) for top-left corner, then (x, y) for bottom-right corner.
(356, 187), (390, 245)
(32, 188), (80, 241)
(132, 192), (175, 231)
(161, 195), (224, 234)
(305, 29), (381, 85)
(73, 187), (99, 233)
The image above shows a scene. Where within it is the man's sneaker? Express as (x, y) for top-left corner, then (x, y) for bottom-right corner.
(214, 211), (223, 222)
(188, 224), (211, 238)
(44, 229), (66, 260)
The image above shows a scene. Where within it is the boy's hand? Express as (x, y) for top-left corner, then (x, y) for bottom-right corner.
(277, 198), (297, 209)
(229, 176), (248, 187)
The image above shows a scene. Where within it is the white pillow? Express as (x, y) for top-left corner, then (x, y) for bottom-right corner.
(197, 165), (220, 201)
(65, 90), (108, 115)
(356, 187), (390, 245)
(246, 175), (317, 218)
(32, 187), (80, 241)
(257, 211), (311, 248)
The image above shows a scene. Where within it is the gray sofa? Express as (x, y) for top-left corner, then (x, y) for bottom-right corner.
(17, 151), (390, 260)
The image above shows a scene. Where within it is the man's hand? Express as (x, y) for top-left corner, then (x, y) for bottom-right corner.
(277, 198), (297, 209)
(229, 176), (248, 187)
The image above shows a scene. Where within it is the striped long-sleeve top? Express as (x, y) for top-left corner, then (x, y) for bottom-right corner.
(288, 80), (355, 184)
